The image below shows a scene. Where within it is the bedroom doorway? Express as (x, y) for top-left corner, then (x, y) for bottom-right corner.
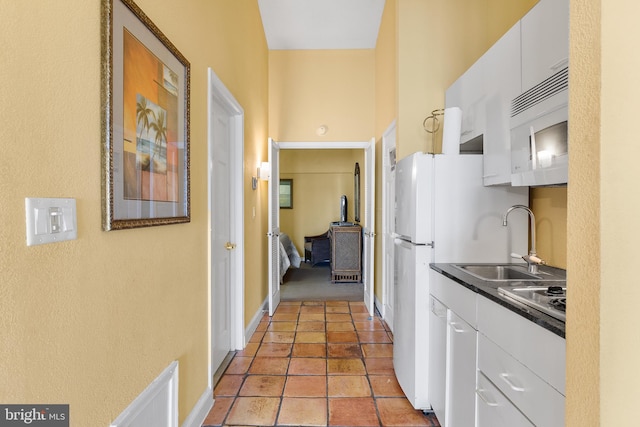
(268, 139), (376, 316)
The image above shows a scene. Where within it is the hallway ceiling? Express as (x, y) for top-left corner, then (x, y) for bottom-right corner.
(257, 0), (386, 50)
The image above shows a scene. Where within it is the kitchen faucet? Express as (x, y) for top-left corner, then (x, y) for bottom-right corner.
(502, 204), (545, 273)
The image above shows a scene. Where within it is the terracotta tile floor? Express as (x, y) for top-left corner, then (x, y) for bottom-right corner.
(202, 300), (440, 427)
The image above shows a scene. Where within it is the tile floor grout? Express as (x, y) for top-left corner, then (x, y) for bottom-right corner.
(202, 300), (440, 427)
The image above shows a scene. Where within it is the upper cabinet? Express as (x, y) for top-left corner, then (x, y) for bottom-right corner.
(445, 0), (569, 187)
(445, 54), (486, 146)
(521, 0), (570, 92)
(482, 22), (521, 186)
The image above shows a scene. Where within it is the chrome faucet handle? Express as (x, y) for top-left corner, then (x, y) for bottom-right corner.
(511, 252), (545, 273)
(522, 254), (545, 274)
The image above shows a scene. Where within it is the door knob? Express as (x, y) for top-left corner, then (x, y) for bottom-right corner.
(225, 242), (236, 250)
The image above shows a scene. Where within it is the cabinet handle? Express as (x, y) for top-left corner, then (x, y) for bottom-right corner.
(476, 388), (499, 407)
(449, 322), (465, 333)
(500, 373), (526, 392)
(433, 308), (446, 318)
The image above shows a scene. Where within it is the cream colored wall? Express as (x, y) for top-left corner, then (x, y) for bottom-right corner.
(373, 0), (397, 302)
(280, 150), (364, 252)
(595, 1), (640, 423)
(0, 0), (268, 425)
(396, 0), (538, 159)
(566, 0), (600, 423)
(566, 0), (640, 424)
(268, 50), (375, 142)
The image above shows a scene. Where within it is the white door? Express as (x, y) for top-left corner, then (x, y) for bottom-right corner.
(381, 122), (396, 330)
(363, 138), (376, 315)
(208, 69), (244, 376)
(267, 138), (281, 316)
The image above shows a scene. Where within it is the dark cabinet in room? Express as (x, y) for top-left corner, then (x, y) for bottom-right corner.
(329, 224), (362, 283)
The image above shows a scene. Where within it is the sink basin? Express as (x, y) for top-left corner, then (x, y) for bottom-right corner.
(454, 264), (541, 281)
(452, 263), (567, 282)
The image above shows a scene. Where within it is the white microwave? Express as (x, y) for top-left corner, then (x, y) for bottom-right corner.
(510, 67), (569, 186)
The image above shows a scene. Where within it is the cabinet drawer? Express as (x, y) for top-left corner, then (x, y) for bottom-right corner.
(478, 334), (565, 427)
(476, 372), (534, 427)
(477, 296), (565, 394)
(430, 270), (477, 328)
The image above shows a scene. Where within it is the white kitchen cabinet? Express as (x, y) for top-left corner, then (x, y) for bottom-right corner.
(446, 311), (476, 427)
(477, 296), (565, 427)
(428, 295), (447, 425)
(476, 372), (534, 427)
(445, 54), (486, 146)
(482, 21), (521, 185)
(429, 270), (478, 427)
(521, 0), (569, 92)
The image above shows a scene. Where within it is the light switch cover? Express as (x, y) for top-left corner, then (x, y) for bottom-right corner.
(25, 197), (77, 246)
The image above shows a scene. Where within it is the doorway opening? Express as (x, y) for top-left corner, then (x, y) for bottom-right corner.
(267, 139), (376, 316)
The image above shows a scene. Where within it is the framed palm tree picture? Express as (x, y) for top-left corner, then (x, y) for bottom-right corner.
(101, 0), (190, 230)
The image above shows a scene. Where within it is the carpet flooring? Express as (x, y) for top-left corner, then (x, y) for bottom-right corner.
(280, 262), (364, 301)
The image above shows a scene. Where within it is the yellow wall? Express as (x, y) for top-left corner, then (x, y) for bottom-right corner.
(392, 0), (567, 271)
(373, 0), (397, 302)
(0, 0), (268, 425)
(567, 0), (640, 424)
(531, 187), (567, 268)
(280, 150), (364, 252)
(268, 50), (375, 142)
(567, 0), (600, 423)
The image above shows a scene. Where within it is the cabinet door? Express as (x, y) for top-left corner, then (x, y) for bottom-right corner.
(446, 54), (486, 145)
(476, 372), (534, 427)
(482, 22), (521, 185)
(428, 295), (447, 425)
(521, 0), (569, 91)
(446, 311), (477, 427)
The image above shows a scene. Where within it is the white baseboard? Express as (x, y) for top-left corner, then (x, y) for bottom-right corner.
(244, 297), (268, 346)
(181, 386), (213, 427)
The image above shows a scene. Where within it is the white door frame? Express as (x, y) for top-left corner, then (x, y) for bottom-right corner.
(381, 121), (397, 331)
(272, 140), (375, 315)
(267, 138), (281, 315)
(207, 68), (245, 390)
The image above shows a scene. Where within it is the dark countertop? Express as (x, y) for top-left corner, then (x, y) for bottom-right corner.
(430, 263), (566, 338)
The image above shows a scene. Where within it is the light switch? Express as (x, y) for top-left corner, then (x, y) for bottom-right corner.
(25, 197), (77, 246)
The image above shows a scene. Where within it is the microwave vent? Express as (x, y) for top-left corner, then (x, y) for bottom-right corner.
(511, 67), (568, 117)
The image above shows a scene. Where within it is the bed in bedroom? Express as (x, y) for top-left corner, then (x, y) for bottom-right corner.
(279, 233), (301, 283)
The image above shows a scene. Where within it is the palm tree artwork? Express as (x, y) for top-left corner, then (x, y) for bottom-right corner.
(135, 94), (168, 174)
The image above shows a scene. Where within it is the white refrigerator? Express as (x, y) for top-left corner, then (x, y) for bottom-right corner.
(393, 151), (528, 410)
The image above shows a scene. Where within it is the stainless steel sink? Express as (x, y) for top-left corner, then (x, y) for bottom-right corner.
(452, 264), (566, 282)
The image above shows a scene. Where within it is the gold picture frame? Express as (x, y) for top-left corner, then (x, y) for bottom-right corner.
(101, 0), (190, 230)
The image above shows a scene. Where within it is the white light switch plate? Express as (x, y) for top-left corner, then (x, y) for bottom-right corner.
(25, 197), (77, 246)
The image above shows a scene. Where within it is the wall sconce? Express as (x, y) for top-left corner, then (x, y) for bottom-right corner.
(252, 162), (271, 190)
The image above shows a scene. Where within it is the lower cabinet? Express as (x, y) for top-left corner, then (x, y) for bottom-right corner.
(446, 311), (477, 427)
(477, 372), (534, 427)
(430, 269), (566, 427)
(428, 296), (447, 424)
(477, 298), (566, 427)
(429, 271), (478, 427)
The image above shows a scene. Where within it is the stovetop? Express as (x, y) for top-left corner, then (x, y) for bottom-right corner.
(497, 285), (566, 322)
